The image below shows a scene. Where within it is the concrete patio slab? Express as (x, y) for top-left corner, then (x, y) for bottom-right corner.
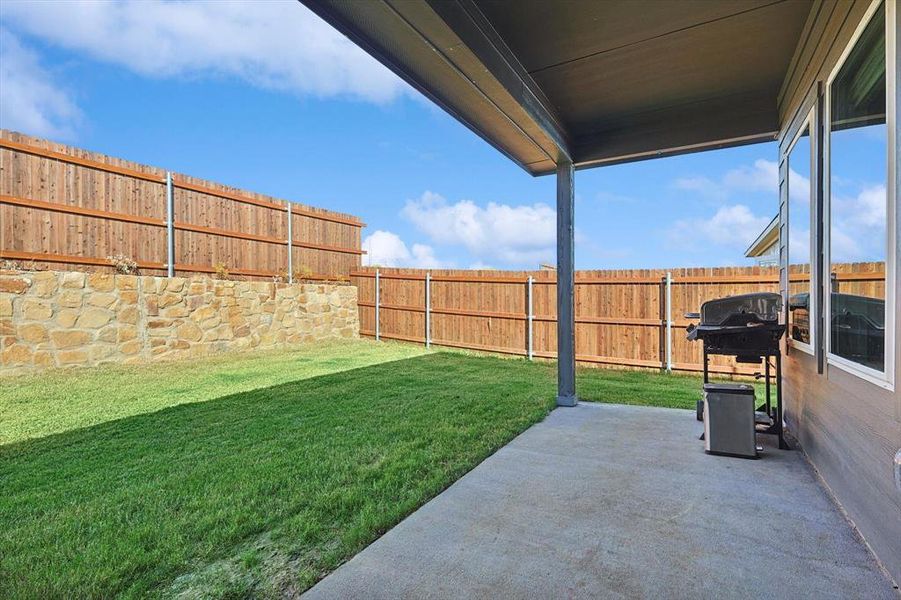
(304, 403), (897, 599)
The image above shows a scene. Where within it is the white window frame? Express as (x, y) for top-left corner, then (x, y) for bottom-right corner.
(784, 108), (816, 356)
(823, 0), (896, 391)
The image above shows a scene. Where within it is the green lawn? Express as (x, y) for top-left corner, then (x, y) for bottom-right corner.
(0, 340), (744, 599)
(0, 340), (431, 446)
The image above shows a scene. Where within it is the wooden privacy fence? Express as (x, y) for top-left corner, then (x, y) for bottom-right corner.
(351, 264), (885, 376)
(0, 130), (364, 280)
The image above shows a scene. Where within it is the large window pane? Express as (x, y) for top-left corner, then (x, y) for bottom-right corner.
(787, 125), (812, 345)
(828, 2), (886, 372)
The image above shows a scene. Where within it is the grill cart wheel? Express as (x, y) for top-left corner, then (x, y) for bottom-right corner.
(696, 399), (704, 421)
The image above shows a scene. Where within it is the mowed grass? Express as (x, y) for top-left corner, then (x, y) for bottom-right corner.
(0, 340), (430, 445)
(0, 340), (749, 598)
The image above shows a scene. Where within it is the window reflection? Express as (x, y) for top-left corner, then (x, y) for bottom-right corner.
(787, 125), (811, 345)
(828, 2), (886, 372)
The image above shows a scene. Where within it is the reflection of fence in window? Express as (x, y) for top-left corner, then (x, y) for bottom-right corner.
(786, 116), (812, 346)
(829, 263), (886, 299)
(826, 2), (887, 374)
(787, 264), (812, 344)
(828, 263), (886, 372)
(786, 264), (886, 348)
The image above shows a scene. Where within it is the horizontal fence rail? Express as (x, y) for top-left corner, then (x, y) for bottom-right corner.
(0, 131), (364, 280)
(351, 264), (885, 377)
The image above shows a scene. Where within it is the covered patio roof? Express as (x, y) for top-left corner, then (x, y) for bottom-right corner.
(302, 0), (815, 406)
(301, 0), (813, 175)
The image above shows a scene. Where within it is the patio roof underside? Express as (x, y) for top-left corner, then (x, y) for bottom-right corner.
(302, 0), (813, 175)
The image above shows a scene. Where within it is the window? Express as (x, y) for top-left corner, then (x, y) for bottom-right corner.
(826, 1), (889, 376)
(787, 120), (813, 350)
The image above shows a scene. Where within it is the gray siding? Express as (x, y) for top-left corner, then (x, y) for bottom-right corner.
(778, 0), (901, 583)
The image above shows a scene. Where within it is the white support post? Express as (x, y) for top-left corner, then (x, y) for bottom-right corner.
(425, 271), (431, 348)
(665, 271), (673, 372)
(375, 269), (381, 341)
(286, 202), (293, 284)
(165, 171), (174, 277)
(527, 276), (534, 360)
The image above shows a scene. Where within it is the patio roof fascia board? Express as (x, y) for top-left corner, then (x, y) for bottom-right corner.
(299, 0), (568, 175)
(572, 88), (780, 169)
(573, 131), (776, 171)
(423, 0), (572, 163)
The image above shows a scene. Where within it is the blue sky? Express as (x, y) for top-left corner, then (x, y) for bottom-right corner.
(1, 1), (881, 271)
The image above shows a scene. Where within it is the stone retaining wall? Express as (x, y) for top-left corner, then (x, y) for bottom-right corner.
(0, 269), (358, 374)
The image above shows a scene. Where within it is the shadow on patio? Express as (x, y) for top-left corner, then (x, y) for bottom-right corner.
(305, 403), (896, 599)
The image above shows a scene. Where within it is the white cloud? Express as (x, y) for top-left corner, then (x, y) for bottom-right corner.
(670, 158), (813, 264)
(409, 243), (443, 268)
(0, 29), (80, 138)
(667, 204), (771, 252)
(363, 231), (409, 267)
(401, 191), (556, 266)
(722, 159), (779, 194)
(847, 184), (887, 228)
(787, 167), (811, 205)
(788, 226), (811, 264)
(828, 226), (862, 263)
(0, 0), (409, 104)
(673, 175), (725, 200)
(830, 184), (886, 262)
(362, 230), (447, 269)
(675, 159), (781, 202)
(677, 158), (810, 205)
(671, 157), (886, 264)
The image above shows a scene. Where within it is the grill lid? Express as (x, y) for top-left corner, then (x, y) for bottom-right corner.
(700, 293), (782, 326)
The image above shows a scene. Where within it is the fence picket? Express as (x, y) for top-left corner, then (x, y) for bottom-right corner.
(351, 264), (884, 376)
(0, 131), (362, 279)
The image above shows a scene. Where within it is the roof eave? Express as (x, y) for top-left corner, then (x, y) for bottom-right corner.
(300, 0), (569, 176)
(745, 214), (780, 257)
(301, 0), (798, 175)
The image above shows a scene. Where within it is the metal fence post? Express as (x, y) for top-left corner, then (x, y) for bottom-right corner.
(375, 269), (381, 341)
(165, 171), (174, 277)
(659, 276), (666, 370)
(665, 271), (673, 372)
(286, 202), (293, 283)
(527, 276), (533, 360)
(425, 271), (431, 348)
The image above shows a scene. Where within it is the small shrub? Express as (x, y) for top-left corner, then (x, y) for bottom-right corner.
(107, 254), (139, 275)
(293, 265), (313, 281)
(213, 262), (230, 280)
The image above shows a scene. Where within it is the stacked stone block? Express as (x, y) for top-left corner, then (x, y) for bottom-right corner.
(0, 270), (359, 374)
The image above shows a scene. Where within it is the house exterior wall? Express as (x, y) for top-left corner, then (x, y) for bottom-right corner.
(752, 243), (779, 266)
(778, 0), (900, 582)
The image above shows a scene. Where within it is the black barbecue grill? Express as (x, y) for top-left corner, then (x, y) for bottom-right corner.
(686, 292), (789, 450)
